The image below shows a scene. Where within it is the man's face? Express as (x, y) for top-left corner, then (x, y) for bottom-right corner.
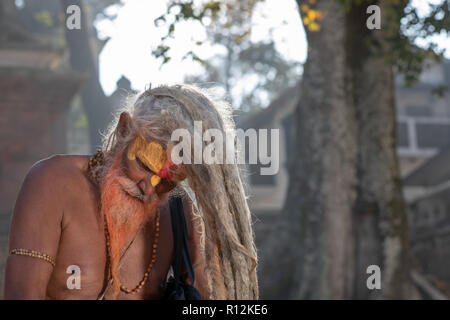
(120, 144), (177, 203)
(98, 139), (179, 297)
(98, 140), (178, 255)
(119, 146), (158, 203)
(99, 147), (162, 224)
(99, 148), (163, 287)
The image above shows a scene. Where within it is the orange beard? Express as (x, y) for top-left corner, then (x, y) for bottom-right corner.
(99, 150), (158, 299)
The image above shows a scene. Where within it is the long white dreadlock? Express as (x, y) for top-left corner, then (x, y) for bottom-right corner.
(98, 84), (259, 299)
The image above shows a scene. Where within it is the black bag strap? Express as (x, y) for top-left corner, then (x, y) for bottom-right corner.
(169, 196), (196, 285)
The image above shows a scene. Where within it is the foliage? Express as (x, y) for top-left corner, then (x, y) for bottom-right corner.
(185, 41), (301, 111)
(299, 1), (323, 31)
(33, 10), (54, 27)
(337, 0), (449, 88)
(153, 0), (257, 66)
(154, 0), (302, 110)
(154, 0), (449, 92)
(16, 0), (122, 49)
(392, 0), (449, 88)
(236, 41), (301, 111)
(85, 0), (123, 21)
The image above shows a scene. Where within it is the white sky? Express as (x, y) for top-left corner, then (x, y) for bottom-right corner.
(96, 0), (305, 96)
(96, 0), (449, 97)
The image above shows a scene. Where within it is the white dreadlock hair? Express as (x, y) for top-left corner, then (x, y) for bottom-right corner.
(99, 84), (258, 299)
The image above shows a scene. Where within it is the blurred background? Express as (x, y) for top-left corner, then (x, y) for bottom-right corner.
(0, 0), (449, 299)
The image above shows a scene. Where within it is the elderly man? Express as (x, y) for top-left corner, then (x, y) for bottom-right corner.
(4, 84), (258, 300)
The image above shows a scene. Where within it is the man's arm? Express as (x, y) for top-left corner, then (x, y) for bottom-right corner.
(182, 196), (211, 299)
(4, 157), (64, 299)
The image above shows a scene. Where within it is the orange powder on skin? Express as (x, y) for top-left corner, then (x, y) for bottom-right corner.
(127, 134), (167, 187)
(100, 149), (158, 298)
(127, 134), (187, 186)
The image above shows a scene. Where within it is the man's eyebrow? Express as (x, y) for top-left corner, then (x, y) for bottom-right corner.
(135, 156), (156, 175)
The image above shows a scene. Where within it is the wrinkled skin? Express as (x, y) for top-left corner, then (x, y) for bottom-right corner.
(4, 153), (209, 300)
(4, 114), (210, 300)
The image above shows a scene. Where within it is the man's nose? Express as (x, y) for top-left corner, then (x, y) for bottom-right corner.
(138, 179), (155, 197)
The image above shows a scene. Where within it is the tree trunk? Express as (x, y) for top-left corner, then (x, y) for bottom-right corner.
(61, 0), (111, 152)
(348, 0), (415, 299)
(261, 0), (357, 299)
(260, 0), (415, 299)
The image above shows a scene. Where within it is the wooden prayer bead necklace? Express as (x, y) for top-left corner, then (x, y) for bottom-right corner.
(89, 150), (161, 295)
(87, 150), (105, 184)
(103, 209), (161, 295)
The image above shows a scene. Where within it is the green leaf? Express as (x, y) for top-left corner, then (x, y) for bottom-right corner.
(33, 10), (54, 28)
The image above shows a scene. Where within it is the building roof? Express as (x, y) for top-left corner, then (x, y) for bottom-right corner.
(0, 68), (85, 111)
(0, 6), (65, 70)
(404, 145), (450, 187)
(237, 83), (300, 129)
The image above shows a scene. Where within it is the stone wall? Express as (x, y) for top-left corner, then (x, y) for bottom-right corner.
(408, 187), (450, 283)
(0, 68), (82, 298)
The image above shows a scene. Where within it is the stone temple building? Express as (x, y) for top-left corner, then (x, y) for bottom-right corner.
(0, 4), (83, 296)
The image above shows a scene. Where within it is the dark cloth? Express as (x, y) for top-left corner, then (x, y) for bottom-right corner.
(163, 196), (201, 300)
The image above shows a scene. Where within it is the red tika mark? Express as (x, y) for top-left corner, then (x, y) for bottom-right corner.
(157, 160), (175, 179)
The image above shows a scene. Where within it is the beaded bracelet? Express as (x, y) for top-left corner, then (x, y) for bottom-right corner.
(10, 248), (56, 267)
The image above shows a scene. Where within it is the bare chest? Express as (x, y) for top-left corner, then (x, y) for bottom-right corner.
(45, 193), (174, 300)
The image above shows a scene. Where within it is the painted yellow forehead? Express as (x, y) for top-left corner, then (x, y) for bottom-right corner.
(127, 133), (167, 187)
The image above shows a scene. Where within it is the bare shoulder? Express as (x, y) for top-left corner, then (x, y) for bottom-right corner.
(18, 155), (67, 209)
(26, 154), (88, 183)
(4, 155), (88, 298)
(10, 155), (90, 242)
(23, 154), (89, 197)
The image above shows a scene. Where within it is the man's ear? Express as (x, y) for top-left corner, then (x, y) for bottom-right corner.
(117, 112), (132, 138)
